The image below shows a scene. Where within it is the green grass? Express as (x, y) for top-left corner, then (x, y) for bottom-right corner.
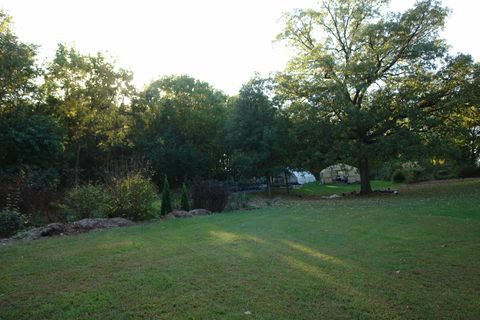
(1, 179), (479, 319)
(292, 180), (398, 196)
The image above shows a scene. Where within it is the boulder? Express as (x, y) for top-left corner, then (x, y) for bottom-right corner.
(72, 218), (134, 231)
(6, 218), (134, 243)
(189, 209), (211, 216)
(321, 194), (342, 200)
(13, 223), (66, 241)
(166, 209), (211, 218)
(373, 189), (399, 195)
(169, 210), (193, 218)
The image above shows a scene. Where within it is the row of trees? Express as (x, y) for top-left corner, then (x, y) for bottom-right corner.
(1, 0), (479, 198)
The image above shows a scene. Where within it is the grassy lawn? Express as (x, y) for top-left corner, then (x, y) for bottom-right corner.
(292, 180), (398, 197)
(1, 179), (479, 319)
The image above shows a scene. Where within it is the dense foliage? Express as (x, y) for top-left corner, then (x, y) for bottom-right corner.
(0, 208), (23, 238)
(225, 78), (289, 195)
(106, 174), (159, 221)
(132, 75), (229, 186)
(60, 184), (111, 222)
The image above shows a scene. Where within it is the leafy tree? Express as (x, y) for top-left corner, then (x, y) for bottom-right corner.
(226, 77), (289, 196)
(0, 109), (65, 182)
(160, 175), (172, 215)
(276, 0), (477, 193)
(0, 10), (63, 186)
(44, 44), (135, 185)
(436, 60), (480, 166)
(283, 101), (336, 176)
(459, 107), (480, 165)
(132, 75), (228, 185)
(0, 10), (39, 113)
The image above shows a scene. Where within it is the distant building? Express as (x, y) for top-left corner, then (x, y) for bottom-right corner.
(320, 164), (360, 184)
(290, 171), (316, 185)
(274, 170), (316, 186)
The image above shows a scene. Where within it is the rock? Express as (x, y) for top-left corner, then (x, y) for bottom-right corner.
(373, 189), (399, 195)
(6, 218), (134, 242)
(321, 194), (342, 199)
(162, 213), (174, 220)
(169, 210), (193, 218)
(13, 223), (66, 241)
(188, 209), (211, 216)
(72, 218), (134, 231)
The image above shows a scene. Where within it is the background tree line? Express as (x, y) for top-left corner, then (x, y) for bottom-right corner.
(1, 0), (479, 217)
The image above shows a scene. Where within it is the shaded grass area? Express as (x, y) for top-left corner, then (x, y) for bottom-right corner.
(292, 180), (398, 197)
(1, 179), (479, 319)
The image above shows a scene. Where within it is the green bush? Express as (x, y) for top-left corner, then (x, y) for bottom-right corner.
(404, 168), (432, 184)
(160, 176), (172, 216)
(393, 167), (432, 184)
(391, 169), (406, 183)
(434, 169), (455, 180)
(376, 161), (402, 181)
(224, 192), (251, 211)
(404, 168), (423, 183)
(0, 209), (23, 238)
(61, 184), (110, 222)
(107, 174), (159, 221)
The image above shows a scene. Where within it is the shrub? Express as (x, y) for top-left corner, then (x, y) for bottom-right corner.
(404, 168), (423, 183)
(160, 175), (172, 216)
(0, 209), (23, 238)
(406, 167), (434, 183)
(391, 169), (406, 183)
(107, 174), (159, 221)
(393, 167), (433, 184)
(376, 161), (402, 181)
(61, 184), (110, 222)
(180, 183), (190, 211)
(434, 169), (455, 180)
(191, 180), (229, 212)
(224, 192), (251, 211)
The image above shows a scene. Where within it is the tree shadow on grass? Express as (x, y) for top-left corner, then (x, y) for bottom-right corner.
(207, 230), (403, 319)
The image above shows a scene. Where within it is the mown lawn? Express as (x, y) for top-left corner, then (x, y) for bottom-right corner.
(1, 179), (479, 319)
(292, 180), (398, 197)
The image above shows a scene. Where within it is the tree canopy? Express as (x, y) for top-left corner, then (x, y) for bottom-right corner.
(226, 78), (289, 194)
(132, 75), (229, 185)
(0, 10), (38, 113)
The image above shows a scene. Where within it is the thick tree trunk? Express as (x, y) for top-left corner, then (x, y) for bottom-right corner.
(359, 155), (372, 194)
(266, 173), (272, 198)
(284, 170), (290, 195)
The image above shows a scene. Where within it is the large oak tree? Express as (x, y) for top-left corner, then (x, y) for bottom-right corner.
(277, 0), (475, 193)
